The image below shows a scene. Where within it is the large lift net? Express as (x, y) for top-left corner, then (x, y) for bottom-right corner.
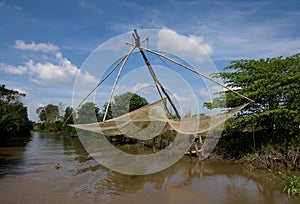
(66, 30), (254, 139)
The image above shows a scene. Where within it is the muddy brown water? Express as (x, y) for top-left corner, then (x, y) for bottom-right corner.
(0, 132), (299, 204)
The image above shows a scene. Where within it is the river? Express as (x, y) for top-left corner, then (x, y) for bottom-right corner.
(0, 132), (299, 204)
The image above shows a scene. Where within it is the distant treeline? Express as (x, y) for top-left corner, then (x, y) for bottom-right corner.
(34, 92), (148, 133)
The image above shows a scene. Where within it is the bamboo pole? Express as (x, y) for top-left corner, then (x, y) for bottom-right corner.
(142, 47), (255, 103)
(102, 45), (136, 122)
(132, 30), (181, 118)
(63, 48), (134, 125)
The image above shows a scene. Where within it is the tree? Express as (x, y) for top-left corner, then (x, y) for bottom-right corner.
(100, 102), (112, 120)
(100, 92), (149, 120)
(0, 84), (25, 104)
(75, 92), (148, 123)
(75, 102), (100, 124)
(36, 104), (59, 122)
(206, 53), (300, 146)
(0, 85), (31, 137)
(63, 106), (74, 124)
(109, 92), (148, 118)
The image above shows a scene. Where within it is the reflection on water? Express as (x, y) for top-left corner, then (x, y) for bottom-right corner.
(0, 132), (299, 204)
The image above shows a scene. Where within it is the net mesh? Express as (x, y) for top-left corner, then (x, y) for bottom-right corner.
(70, 98), (248, 139)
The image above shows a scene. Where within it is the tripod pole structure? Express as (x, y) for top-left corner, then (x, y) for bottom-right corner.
(132, 29), (181, 118)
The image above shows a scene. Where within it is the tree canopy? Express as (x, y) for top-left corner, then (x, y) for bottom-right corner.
(0, 85), (32, 137)
(36, 104), (59, 122)
(75, 102), (100, 124)
(75, 92), (149, 124)
(34, 105), (75, 132)
(206, 53), (300, 146)
(105, 92), (148, 119)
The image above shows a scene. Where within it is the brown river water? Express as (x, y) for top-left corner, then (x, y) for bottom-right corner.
(0, 132), (299, 204)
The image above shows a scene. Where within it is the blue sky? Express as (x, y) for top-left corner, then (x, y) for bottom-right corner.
(0, 0), (299, 121)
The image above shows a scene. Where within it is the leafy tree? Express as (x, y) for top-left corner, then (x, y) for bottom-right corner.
(63, 106), (74, 124)
(206, 53), (300, 146)
(0, 85), (31, 137)
(36, 104), (59, 122)
(97, 92), (149, 121)
(110, 92), (148, 118)
(100, 102), (112, 120)
(75, 102), (100, 124)
(0, 84), (25, 104)
(34, 105), (75, 132)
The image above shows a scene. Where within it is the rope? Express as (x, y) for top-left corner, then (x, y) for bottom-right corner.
(138, 47), (181, 119)
(142, 47), (255, 103)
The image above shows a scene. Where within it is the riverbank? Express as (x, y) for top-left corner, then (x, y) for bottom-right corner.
(207, 145), (300, 197)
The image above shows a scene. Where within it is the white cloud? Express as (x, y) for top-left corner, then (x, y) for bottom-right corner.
(131, 82), (153, 94)
(188, 34), (214, 55)
(37, 103), (46, 108)
(0, 63), (27, 75)
(157, 27), (215, 63)
(15, 40), (60, 53)
(0, 52), (98, 86)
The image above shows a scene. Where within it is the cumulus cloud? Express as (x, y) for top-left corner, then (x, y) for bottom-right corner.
(5, 40), (98, 85)
(0, 52), (98, 86)
(0, 63), (27, 75)
(15, 40), (60, 53)
(157, 27), (215, 63)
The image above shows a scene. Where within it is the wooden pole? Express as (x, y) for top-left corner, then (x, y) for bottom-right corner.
(63, 48), (134, 125)
(132, 30), (181, 119)
(142, 46), (255, 103)
(139, 49), (181, 119)
(102, 45), (136, 122)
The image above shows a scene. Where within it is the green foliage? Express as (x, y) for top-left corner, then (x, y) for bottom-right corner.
(287, 176), (300, 197)
(63, 106), (74, 124)
(100, 102), (112, 120)
(283, 175), (300, 197)
(36, 104), (59, 122)
(98, 92), (149, 121)
(0, 85), (32, 137)
(206, 53), (300, 146)
(34, 106), (75, 133)
(75, 102), (100, 124)
(34, 121), (62, 132)
(110, 92), (148, 118)
(0, 84), (25, 103)
(75, 92), (148, 123)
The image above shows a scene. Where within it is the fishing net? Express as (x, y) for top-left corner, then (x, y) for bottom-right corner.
(70, 98), (248, 140)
